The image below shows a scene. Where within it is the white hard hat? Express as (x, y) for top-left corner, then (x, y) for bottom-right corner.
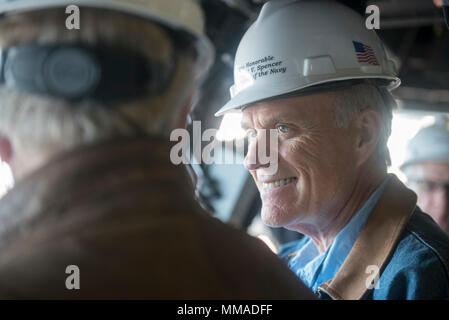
(401, 116), (449, 170)
(0, 0), (214, 80)
(215, 0), (400, 116)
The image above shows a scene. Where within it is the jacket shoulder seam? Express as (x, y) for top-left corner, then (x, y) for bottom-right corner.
(404, 226), (449, 285)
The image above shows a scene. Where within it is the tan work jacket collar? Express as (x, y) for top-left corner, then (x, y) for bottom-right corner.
(318, 175), (417, 300)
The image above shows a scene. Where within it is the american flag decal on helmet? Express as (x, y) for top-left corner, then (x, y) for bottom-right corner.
(352, 41), (379, 66)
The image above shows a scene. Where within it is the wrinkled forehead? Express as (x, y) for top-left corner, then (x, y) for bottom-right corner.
(241, 91), (338, 129)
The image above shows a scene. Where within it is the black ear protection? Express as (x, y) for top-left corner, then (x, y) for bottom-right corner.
(0, 44), (175, 103)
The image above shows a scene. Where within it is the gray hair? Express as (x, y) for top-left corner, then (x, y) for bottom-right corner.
(0, 8), (195, 156)
(333, 83), (395, 166)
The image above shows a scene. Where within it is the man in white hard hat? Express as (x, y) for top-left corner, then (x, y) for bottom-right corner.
(0, 0), (315, 299)
(401, 117), (449, 233)
(216, 0), (449, 299)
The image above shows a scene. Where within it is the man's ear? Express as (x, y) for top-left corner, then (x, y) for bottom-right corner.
(177, 94), (194, 129)
(354, 108), (381, 167)
(0, 134), (12, 164)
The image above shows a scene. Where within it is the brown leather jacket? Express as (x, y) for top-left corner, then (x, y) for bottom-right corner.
(0, 137), (314, 299)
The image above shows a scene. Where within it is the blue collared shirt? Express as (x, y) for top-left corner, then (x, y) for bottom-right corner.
(286, 175), (392, 293)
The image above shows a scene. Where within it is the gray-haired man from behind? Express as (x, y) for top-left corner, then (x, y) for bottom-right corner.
(0, 0), (314, 299)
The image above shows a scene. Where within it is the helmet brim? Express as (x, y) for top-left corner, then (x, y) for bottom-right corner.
(215, 75), (399, 117)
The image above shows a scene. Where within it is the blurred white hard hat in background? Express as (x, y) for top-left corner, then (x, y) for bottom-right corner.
(401, 116), (449, 170)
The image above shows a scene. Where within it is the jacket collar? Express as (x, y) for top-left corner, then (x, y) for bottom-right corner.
(318, 175), (417, 300)
(0, 137), (195, 250)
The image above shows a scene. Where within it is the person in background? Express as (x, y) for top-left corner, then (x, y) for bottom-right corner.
(401, 116), (449, 233)
(0, 0), (314, 299)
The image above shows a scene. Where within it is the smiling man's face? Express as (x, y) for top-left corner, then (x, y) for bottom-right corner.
(242, 92), (360, 229)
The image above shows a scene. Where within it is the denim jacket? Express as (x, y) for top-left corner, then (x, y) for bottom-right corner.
(279, 175), (449, 300)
